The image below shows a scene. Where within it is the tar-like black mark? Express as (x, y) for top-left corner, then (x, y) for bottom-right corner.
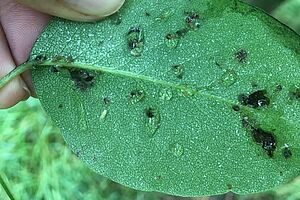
(235, 49), (248, 63)
(238, 90), (270, 108)
(69, 69), (95, 91)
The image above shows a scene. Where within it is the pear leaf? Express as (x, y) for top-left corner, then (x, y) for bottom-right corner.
(28, 0), (300, 197)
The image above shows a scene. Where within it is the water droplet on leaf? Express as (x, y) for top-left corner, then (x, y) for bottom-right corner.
(165, 33), (180, 49)
(100, 109), (108, 121)
(159, 89), (173, 101)
(170, 143), (184, 157)
(220, 69), (238, 87)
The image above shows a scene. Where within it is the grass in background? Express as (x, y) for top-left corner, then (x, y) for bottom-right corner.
(0, 99), (162, 200)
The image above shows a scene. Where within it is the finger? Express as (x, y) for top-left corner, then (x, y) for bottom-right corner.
(0, 24), (29, 109)
(17, 0), (125, 22)
(0, 2), (50, 96)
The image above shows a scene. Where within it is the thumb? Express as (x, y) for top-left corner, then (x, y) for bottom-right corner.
(16, 0), (125, 21)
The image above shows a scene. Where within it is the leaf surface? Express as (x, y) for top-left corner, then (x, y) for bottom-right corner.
(29, 0), (300, 196)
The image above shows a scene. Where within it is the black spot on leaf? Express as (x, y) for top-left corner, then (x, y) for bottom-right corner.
(185, 11), (200, 29)
(127, 27), (144, 57)
(34, 55), (47, 62)
(69, 69), (95, 91)
(232, 105), (240, 112)
(238, 90), (270, 108)
(171, 64), (185, 79)
(275, 84), (283, 92)
(49, 66), (60, 73)
(144, 107), (161, 137)
(289, 87), (300, 101)
(252, 128), (276, 157)
(227, 183), (233, 190)
(176, 28), (189, 37)
(52, 55), (74, 63)
(129, 90), (145, 103)
(103, 97), (111, 105)
(282, 145), (292, 159)
(235, 49), (247, 63)
(241, 117), (276, 157)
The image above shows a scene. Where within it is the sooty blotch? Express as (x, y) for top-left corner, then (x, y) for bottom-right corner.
(238, 90), (270, 108)
(69, 69), (95, 91)
(235, 49), (247, 63)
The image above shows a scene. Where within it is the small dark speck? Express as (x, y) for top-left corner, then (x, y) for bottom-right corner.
(280, 171), (283, 176)
(103, 97), (111, 105)
(58, 104), (63, 109)
(227, 183), (233, 190)
(145, 12), (150, 16)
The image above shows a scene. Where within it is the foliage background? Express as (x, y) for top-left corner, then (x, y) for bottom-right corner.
(0, 0), (300, 199)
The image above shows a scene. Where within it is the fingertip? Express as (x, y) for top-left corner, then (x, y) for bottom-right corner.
(17, 0), (126, 22)
(0, 77), (30, 109)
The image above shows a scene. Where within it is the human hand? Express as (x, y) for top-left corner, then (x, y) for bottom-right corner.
(0, 0), (125, 108)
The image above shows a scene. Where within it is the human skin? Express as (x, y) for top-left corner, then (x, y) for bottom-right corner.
(0, 0), (125, 108)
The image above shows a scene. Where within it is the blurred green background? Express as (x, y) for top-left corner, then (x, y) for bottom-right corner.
(1, 1), (300, 200)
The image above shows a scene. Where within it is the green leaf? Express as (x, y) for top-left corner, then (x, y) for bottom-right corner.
(27, 0), (300, 197)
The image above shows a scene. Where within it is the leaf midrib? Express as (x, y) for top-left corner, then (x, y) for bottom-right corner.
(35, 61), (237, 106)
